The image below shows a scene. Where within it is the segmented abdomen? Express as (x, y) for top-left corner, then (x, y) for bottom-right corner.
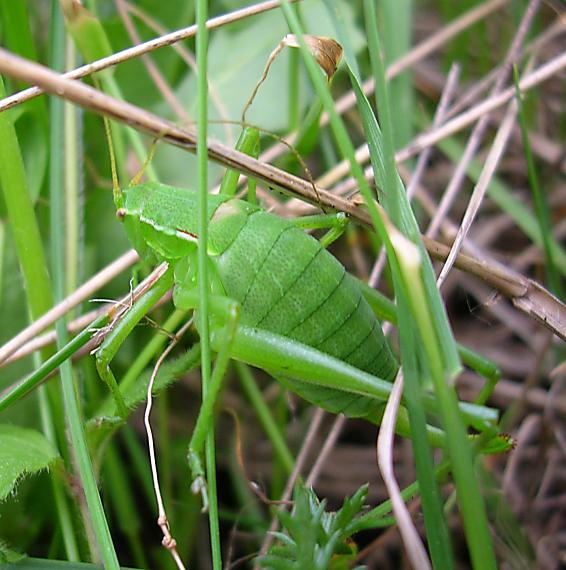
(213, 209), (397, 417)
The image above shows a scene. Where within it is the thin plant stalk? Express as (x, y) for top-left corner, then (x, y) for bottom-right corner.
(50, 4), (119, 566)
(195, 0), (222, 567)
(0, 50), (79, 566)
(513, 66), (563, 299)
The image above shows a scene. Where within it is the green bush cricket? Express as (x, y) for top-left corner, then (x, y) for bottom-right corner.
(92, 126), (504, 509)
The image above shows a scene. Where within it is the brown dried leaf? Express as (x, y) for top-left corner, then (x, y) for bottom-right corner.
(242, 34), (343, 122)
(282, 34), (343, 81)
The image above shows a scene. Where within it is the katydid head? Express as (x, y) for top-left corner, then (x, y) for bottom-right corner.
(117, 182), (235, 263)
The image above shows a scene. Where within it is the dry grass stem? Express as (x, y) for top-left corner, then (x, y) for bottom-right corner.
(0, 0), (298, 113)
(0, 47), (563, 345)
(427, 0), (540, 246)
(144, 318), (193, 570)
(255, 408), (326, 566)
(0, 249), (140, 365)
(377, 372), (432, 570)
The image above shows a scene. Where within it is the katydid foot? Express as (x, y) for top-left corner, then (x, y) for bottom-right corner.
(188, 449), (209, 512)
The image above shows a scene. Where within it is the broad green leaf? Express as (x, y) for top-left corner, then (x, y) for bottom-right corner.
(0, 425), (59, 501)
(0, 556), (142, 569)
(155, 0), (364, 188)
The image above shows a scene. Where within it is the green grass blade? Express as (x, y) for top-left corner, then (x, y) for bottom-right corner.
(0, 77), (53, 328)
(196, 0), (222, 567)
(0, 47), (80, 565)
(396, 296), (455, 569)
(391, 228), (497, 569)
(218, 126), (260, 197)
(49, 4), (119, 567)
(378, 0), (414, 151)
(235, 362), (295, 475)
(513, 66), (563, 298)
(0, 314), (107, 413)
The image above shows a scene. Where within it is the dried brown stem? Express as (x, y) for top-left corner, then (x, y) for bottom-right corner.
(0, 0), (298, 113)
(0, 249), (139, 365)
(0, 48), (563, 342)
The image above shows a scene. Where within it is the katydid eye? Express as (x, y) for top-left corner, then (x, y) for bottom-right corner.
(116, 208), (126, 220)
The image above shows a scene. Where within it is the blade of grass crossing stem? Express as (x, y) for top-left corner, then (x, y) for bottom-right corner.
(417, 111), (566, 276)
(361, 11), (455, 566)
(196, 0), (222, 567)
(362, 6), (497, 567)
(61, 0), (156, 182)
(0, 52), (80, 563)
(0, 314), (107, 413)
(49, 5), (119, 567)
(277, 2), (408, 334)
(360, 0), (460, 375)
(328, 3), (495, 566)
(390, 226), (497, 570)
(513, 67), (564, 298)
(396, 299), (456, 569)
(379, 0), (414, 151)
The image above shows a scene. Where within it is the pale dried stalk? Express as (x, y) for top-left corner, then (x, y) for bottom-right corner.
(5, 289), (173, 365)
(144, 318), (193, 570)
(0, 249), (140, 365)
(114, 0), (191, 123)
(0, 48), (563, 341)
(446, 17), (565, 119)
(435, 0), (541, 286)
(117, 0), (234, 143)
(397, 49), (566, 161)
(304, 414), (346, 487)
(0, 0), (298, 113)
(323, 48), (566, 192)
(427, 0), (540, 242)
(436, 94), (520, 288)
(377, 372), (432, 570)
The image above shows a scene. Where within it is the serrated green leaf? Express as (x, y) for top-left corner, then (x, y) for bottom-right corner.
(0, 540), (25, 564)
(259, 483), (368, 569)
(0, 425), (59, 500)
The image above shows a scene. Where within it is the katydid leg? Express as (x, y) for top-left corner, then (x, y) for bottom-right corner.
(95, 267), (174, 418)
(173, 287), (241, 509)
(227, 326), (499, 447)
(288, 212), (349, 247)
